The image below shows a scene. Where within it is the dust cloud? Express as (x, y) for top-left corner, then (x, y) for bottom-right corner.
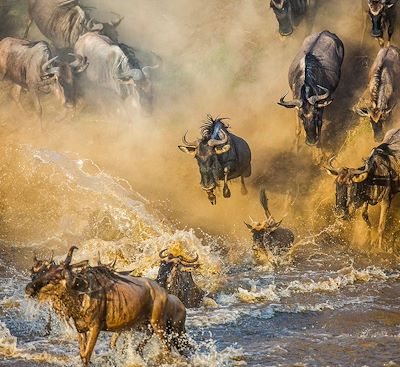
(0, 0), (398, 255)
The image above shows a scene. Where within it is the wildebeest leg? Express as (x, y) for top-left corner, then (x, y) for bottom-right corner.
(136, 326), (154, 357)
(78, 332), (87, 361)
(81, 326), (100, 366)
(24, 18), (32, 39)
(110, 332), (119, 349)
(150, 300), (170, 353)
(387, 20), (394, 46)
(223, 167), (231, 198)
(44, 313), (52, 336)
(361, 202), (371, 228)
(10, 84), (24, 114)
(240, 176), (248, 195)
(377, 200), (390, 250)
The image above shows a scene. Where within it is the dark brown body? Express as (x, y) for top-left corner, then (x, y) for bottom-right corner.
(25, 248), (191, 366)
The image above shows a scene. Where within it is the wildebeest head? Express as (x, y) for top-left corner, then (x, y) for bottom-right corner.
(40, 54), (89, 108)
(178, 118), (231, 205)
(25, 246), (88, 298)
(156, 249), (204, 308)
(368, 0), (395, 38)
(85, 13), (124, 43)
(355, 102), (394, 142)
(270, 0), (293, 36)
(325, 156), (370, 220)
(244, 188), (284, 247)
(279, 84), (332, 146)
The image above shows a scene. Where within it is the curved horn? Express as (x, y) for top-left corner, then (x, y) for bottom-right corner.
(64, 246), (78, 266)
(278, 92), (303, 109)
(87, 18), (103, 32)
(325, 155), (340, 175)
(109, 12), (124, 27)
(182, 131), (198, 147)
(42, 56), (58, 73)
(307, 85), (330, 106)
(179, 253), (199, 264)
(355, 107), (371, 117)
(208, 128), (228, 147)
(68, 53), (84, 69)
(259, 188), (273, 220)
(117, 69), (143, 81)
(159, 248), (169, 259)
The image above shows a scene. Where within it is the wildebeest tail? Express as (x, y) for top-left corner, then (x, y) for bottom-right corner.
(259, 187), (272, 220)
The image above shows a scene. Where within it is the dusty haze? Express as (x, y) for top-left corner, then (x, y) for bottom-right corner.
(1, 0), (399, 255)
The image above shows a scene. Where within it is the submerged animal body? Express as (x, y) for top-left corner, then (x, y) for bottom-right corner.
(270, 0), (309, 36)
(25, 247), (191, 366)
(0, 37), (88, 128)
(355, 46), (400, 141)
(245, 189), (294, 262)
(326, 128), (400, 249)
(278, 30), (344, 149)
(178, 115), (252, 205)
(25, 0), (123, 49)
(156, 250), (205, 308)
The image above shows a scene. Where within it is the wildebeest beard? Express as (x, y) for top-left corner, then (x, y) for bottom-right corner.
(335, 179), (367, 219)
(197, 143), (224, 190)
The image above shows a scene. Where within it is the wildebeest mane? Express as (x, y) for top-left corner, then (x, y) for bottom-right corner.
(200, 115), (230, 139)
(303, 53), (329, 96)
(118, 43), (141, 69)
(371, 64), (391, 107)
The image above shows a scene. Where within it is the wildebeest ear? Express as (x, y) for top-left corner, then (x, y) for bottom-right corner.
(244, 222), (253, 230)
(74, 59), (89, 74)
(178, 145), (196, 155)
(215, 144), (231, 155)
(352, 172), (368, 183)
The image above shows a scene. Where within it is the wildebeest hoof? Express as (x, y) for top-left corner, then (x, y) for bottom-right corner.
(223, 186), (231, 198)
(207, 192), (216, 205)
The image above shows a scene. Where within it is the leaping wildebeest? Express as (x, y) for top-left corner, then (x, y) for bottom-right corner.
(355, 46), (400, 142)
(74, 32), (158, 116)
(0, 37), (88, 129)
(270, 0), (309, 36)
(178, 115), (252, 205)
(326, 128), (400, 249)
(25, 0), (123, 49)
(25, 246), (192, 366)
(362, 0), (397, 47)
(278, 30), (344, 151)
(156, 249), (205, 308)
(244, 189), (294, 262)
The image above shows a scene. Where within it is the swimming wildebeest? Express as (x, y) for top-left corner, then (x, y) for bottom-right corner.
(156, 249), (205, 308)
(0, 37), (88, 129)
(270, 0), (308, 36)
(362, 0), (397, 47)
(245, 189), (294, 262)
(278, 30), (344, 151)
(178, 115), (252, 205)
(355, 46), (400, 142)
(74, 32), (158, 116)
(25, 0), (123, 49)
(326, 128), (400, 249)
(25, 247), (192, 366)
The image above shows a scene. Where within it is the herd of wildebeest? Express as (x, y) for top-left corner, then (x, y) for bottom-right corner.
(0, 0), (396, 365)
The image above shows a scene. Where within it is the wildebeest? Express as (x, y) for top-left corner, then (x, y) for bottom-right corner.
(245, 189), (294, 261)
(362, 0), (397, 47)
(326, 128), (400, 249)
(355, 46), (400, 142)
(74, 32), (158, 116)
(25, 247), (192, 366)
(25, 0), (123, 49)
(0, 37), (88, 129)
(178, 115), (252, 205)
(156, 249), (205, 308)
(270, 0), (308, 36)
(278, 30), (344, 150)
